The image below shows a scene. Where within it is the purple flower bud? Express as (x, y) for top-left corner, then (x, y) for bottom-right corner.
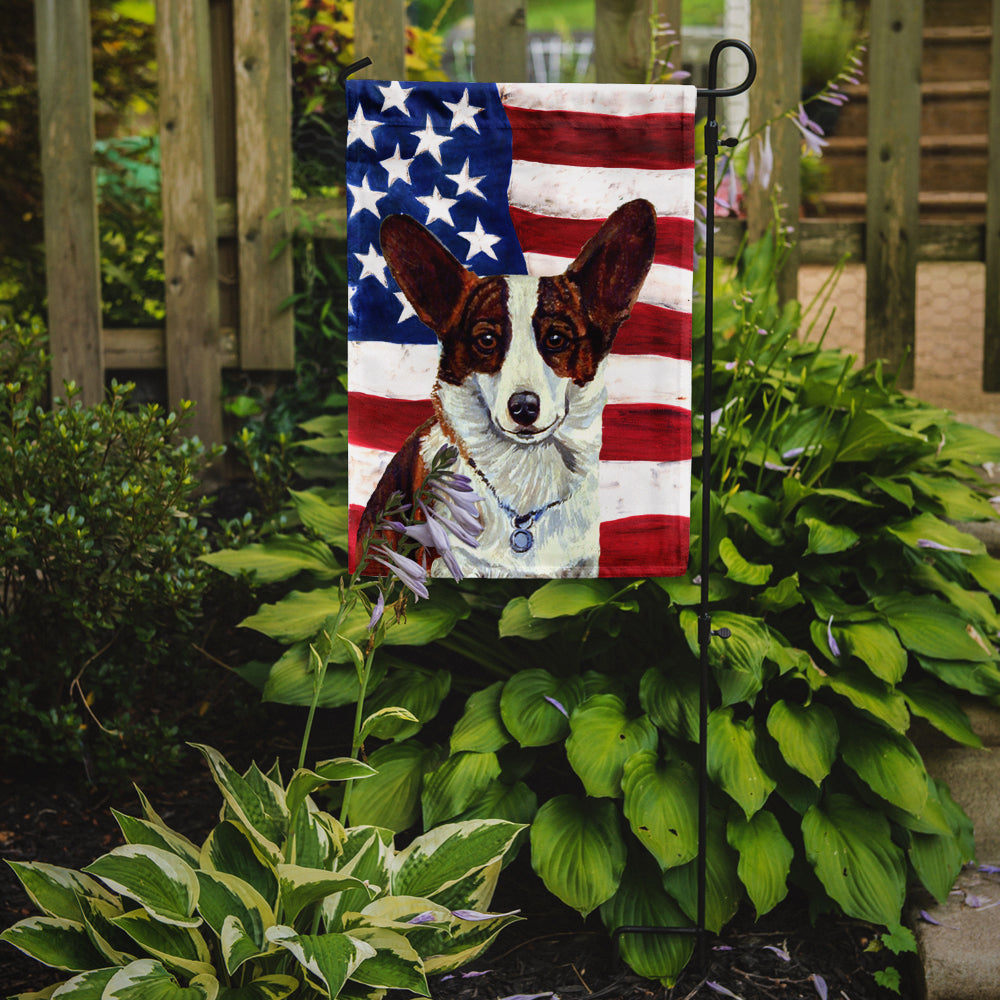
(544, 695), (569, 718)
(367, 590), (385, 631)
(812, 974), (828, 1000)
(827, 616), (841, 658)
(917, 539), (972, 554)
(407, 911), (437, 925)
(371, 544), (429, 600)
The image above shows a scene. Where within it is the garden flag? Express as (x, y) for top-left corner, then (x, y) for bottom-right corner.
(347, 80), (695, 579)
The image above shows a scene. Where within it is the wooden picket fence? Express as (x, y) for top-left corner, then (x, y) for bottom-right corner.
(34, 0), (1000, 445)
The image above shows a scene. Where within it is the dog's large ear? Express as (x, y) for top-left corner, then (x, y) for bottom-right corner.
(565, 199), (657, 341)
(380, 214), (477, 334)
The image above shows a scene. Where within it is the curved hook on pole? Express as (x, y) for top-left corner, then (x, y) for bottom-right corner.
(697, 38), (756, 99)
(337, 57), (373, 90)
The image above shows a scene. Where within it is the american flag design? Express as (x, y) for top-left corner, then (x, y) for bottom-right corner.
(346, 80), (695, 578)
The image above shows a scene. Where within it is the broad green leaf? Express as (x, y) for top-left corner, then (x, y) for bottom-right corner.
(347, 740), (441, 832)
(802, 794), (906, 926)
(288, 488), (349, 544)
(103, 959), (218, 1000)
(83, 846), (200, 928)
(835, 410), (927, 463)
(112, 812), (201, 868)
(0, 916), (106, 971)
(260, 643), (387, 709)
(807, 660), (910, 732)
(906, 473), (998, 521)
(265, 926), (375, 997)
(527, 579), (617, 617)
(362, 667), (451, 740)
(839, 718), (928, 816)
(530, 795), (626, 917)
(653, 573), (737, 606)
(718, 537), (772, 586)
(499, 670), (584, 747)
(865, 474), (914, 509)
(451, 682), (511, 754)
(765, 701), (838, 786)
(834, 621), (907, 684)
(908, 779), (968, 906)
(803, 517), (859, 556)
(195, 871), (273, 973)
(621, 751), (698, 870)
(727, 811), (793, 917)
(599, 853), (694, 987)
(5, 862), (117, 923)
(935, 421), (1000, 464)
(639, 664), (699, 743)
(724, 490), (784, 545)
(453, 779), (538, 827)
(190, 746), (286, 862)
(277, 864), (373, 924)
(916, 655), (1000, 697)
(216, 975), (299, 1000)
(660, 810), (741, 933)
(200, 535), (340, 584)
(910, 562), (1000, 632)
(393, 820), (524, 900)
(874, 594), (995, 662)
(901, 680), (982, 748)
(886, 512), (985, 557)
(346, 926), (428, 994)
(755, 573), (804, 614)
(199, 822), (278, 910)
(707, 707), (776, 818)
(497, 596), (564, 639)
(421, 751), (502, 828)
(566, 695), (658, 799)
(111, 909), (214, 978)
(967, 553), (1000, 597)
(680, 610), (770, 706)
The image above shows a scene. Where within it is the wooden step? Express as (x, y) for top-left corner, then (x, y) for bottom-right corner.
(831, 80), (991, 137)
(922, 25), (993, 83)
(922, 0), (991, 28)
(812, 190), (987, 222)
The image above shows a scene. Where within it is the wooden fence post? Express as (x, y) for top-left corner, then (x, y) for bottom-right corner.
(474, 0), (527, 82)
(157, 0), (223, 445)
(233, 0), (294, 370)
(746, 0), (801, 306)
(983, 0), (1000, 391)
(594, 0), (653, 84)
(34, 0), (104, 405)
(864, 0), (923, 389)
(354, 0), (406, 79)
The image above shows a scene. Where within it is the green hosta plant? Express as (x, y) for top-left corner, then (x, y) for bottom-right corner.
(1, 744), (523, 999)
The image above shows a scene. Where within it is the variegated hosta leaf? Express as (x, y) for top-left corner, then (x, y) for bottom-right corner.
(346, 926), (429, 995)
(112, 810), (202, 868)
(276, 864), (375, 925)
(44, 966), (118, 997)
(220, 915), (270, 980)
(265, 926), (376, 998)
(423, 907), (522, 975)
(110, 908), (214, 979)
(566, 695), (658, 799)
(0, 916), (107, 972)
(200, 822), (278, 910)
(450, 681), (511, 754)
(727, 810), (793, 918)
(765, 700), (838, 786)
(499, 669), (585, 747)
(362, 667), (452, 741)
(600, 853), (694, 987)
(424, 860), (501, 916)
(802, 793), (906, 926)
(102, 958), (218, 999)
(77, 894), (136, 966)
(195, 870), (274, 973)
(83, 845), (200, 928)
(529, 795), (626, 917)
(621, 751), (699, 871)
(214, 974), (300, 1000)
(706, 707), (776, 819)
(288, 801), (344, 870)
(391, 820), (524, 901)
(190, 745), (287, 863)
(4, 861), (118, 922)
(323, 829), (393, 931)
(285, 760), (375, 823)
(421, 751), (501, 829)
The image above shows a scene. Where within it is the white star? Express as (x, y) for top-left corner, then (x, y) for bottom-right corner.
(458, 218), (501, 261)
(411, 115), (452, 164)
(443, 89), (484, 133)
(377, 80), (411, 114)
(355, 244), (389, 286)
(380, 144), (414, 187)
(347, 105), (380, 149)
(416, 186), (459, 226)
(347, 174), (386, 218)
(394, 291), (417, 323)
(447, 158), (486, 199)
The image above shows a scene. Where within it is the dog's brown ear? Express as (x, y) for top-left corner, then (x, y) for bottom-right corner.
(380, 215), (477, 334)
(565, 199), (657, 341)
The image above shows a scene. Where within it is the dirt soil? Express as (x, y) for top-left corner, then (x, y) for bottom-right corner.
(1, 741), (913, 1000)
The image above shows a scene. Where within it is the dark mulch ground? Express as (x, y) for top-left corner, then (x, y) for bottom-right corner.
(1, 740), (914, 1000)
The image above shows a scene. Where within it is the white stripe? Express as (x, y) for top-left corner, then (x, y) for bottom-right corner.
(523, 254), (692, 313)
(349, 444), (394, 508)
(599, 460), (691, 520)
(350, 342), (691, 408)
(499, 82), (697, 117)
(509, 162), (695, 221)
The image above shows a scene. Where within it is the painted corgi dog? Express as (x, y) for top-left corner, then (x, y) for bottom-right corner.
(358, 197), (657, 578)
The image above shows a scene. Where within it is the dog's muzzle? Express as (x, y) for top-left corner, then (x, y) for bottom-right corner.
(507, 391), (540, 426)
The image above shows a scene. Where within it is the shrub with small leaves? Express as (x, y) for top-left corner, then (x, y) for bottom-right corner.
(0, 317), (220, 782)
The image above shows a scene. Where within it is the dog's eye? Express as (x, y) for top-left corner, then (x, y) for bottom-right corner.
(541, 326), (571, 352)
(472, 325), (499, 354)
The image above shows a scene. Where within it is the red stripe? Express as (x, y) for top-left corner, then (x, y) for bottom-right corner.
(599, 514), (690, 578)
(349, 393), (433, 453)
(348, 505), (362, 571)
(614, 303), (691, 360)
(509, 207), (694, 272)
(505, 106), (694, 171)
(601, 405), (691, 462)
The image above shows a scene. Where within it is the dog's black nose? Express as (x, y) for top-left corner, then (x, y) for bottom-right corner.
(508, 391), (540, 426)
